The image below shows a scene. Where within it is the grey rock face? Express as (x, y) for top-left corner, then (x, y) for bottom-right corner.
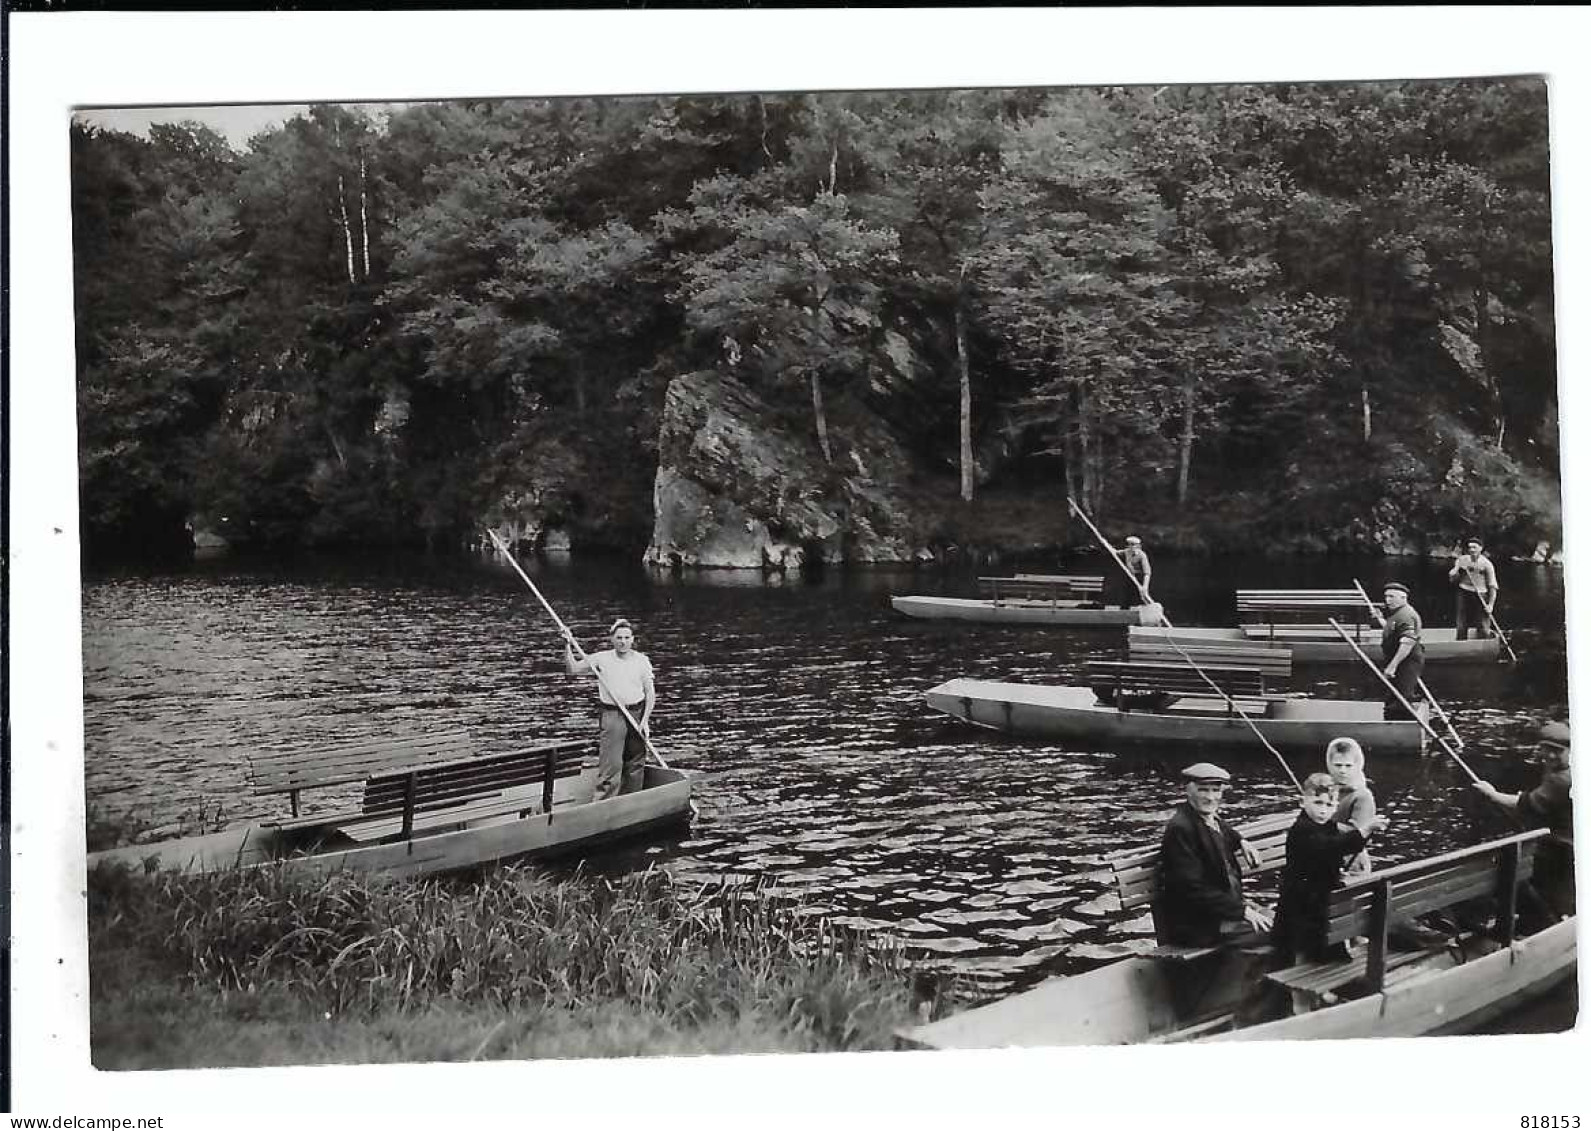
(646, 370), (933, 569)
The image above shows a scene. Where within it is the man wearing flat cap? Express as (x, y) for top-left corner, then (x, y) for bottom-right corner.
(1475, 719), (1575, 924)
(1152, 762), (1273, 948)
(1106, 535), (1153, 610)
(1380, 581), (1424, 720)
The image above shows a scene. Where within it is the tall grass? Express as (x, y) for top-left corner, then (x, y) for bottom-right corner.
(89, 861), (939, 1061)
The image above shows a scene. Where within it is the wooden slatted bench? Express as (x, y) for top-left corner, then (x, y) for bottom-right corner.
(979, 574), (1104, 606)
(247, 732), (590, 842)
(1236, 589), (1377, 641)
(1085, 659), (1281, 714)
(1126, 639), (1294, 683)
(1107, 809), (1296, 961)
(1265, 827), (1546, 1009)
(339, 740), (591, 842)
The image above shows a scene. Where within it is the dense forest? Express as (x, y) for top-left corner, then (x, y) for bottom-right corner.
(72, 80), (1561, 563)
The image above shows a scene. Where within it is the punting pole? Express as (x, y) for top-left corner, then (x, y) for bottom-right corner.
(1067, 497), (1300, 791)
(1482, 598), (1522, 664)
(486, 529), (672, 771)
(1325, 617), (1481, 784)
(1350, 579), (1466, 753)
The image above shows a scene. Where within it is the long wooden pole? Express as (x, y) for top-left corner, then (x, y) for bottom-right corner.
(486, 529), (671, 770)
(1067, 497), (1300, 790)
(1350, 579), (1465, 752)
(1325, 617), (1480, 784)
(1482, 597), (1521, 664)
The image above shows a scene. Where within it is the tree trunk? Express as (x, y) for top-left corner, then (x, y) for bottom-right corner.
(337, 174), (356, 285)
(828, 141), (839, 195)
(810, 371), (833, 465)
(1361, 385), (1372, 442)
(359, 156), (371, 280)
(955, 286), (974, 502)
(1177, 370), (1196, 504)
(1076, 382), (1095, 514)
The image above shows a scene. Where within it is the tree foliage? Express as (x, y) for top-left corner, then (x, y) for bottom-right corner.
(70, 79), (1560, 559)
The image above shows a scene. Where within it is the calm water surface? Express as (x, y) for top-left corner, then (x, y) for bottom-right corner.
(82, 550), (1570, 998)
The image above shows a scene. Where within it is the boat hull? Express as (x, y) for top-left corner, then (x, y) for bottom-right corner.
(892, 596), (1164, 627)
(88, 767), (694, 880)
(1210, 918), (1576, 1041)
(924, 678), (1428, 754)
(899, 918), (1574, 1048)
(1128, 625), (1500, 664)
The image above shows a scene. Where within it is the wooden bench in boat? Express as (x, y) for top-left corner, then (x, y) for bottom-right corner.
(1265, 827), (1546, 1008)
(1236, 589), (1377, 641)
(979, 574), (1104, 605)
(1126, 638), (1295, 679)
(1085, 658), (1288, 714)
(1106, 809), (1295, 961)
(247, 732), (590, 842)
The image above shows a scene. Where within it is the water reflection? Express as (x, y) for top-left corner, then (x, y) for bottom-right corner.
(82, 550), (1570, 998)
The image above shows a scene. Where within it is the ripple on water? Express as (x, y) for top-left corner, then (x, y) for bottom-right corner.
(81, 557), (1570, 998)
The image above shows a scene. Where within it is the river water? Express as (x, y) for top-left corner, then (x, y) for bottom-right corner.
(81, 549), (1570, 999)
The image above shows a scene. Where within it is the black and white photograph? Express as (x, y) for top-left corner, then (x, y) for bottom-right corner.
(8, 8), (1591, 1124)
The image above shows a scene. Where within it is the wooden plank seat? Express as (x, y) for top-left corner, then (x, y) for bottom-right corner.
(248, 733), (590, 841)
(1265, 828), (1546, 1007)
(1085, 659), (1281, 711)
(1107, 810), (1295, 961)
(979, 574), (1104, 605)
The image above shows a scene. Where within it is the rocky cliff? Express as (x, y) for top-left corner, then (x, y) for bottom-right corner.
(645, 370), (939, 569)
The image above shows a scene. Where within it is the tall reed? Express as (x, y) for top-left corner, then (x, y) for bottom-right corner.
(89, 861), (934, 1052)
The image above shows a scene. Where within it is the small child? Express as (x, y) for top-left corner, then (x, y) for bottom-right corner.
(1271, 773), (1378, 965)
(1326, 736), (1376, 878)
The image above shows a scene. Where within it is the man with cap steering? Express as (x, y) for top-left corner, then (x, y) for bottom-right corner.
(1475, 719), (1575, 925)
(1152, 762), (1273, 948)
(1107, 535), (1153, 609)
(1380, 582), (1424, 721)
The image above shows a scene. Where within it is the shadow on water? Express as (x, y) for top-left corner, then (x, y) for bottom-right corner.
(82, 549), (1571, 999)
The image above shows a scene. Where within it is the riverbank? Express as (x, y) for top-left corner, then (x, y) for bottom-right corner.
(87, 861), (937, 1069)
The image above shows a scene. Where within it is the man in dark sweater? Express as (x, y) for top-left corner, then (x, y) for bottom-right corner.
(1475, 719), (1575, 926)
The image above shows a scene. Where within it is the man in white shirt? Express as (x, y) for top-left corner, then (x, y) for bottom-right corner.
(565, 618), (656, 798)
(1448, 538), (1499, 641)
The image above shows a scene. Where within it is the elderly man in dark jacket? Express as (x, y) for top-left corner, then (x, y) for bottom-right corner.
(1152, 763), (1273, 947)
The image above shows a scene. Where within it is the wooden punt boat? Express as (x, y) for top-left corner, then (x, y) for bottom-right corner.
(88, 733), (693, 880)
(892, 574), (1165, 627)
(899, 828), (1572, 1047)
(924, 668), (1429, 755)
(1130, 624), (1501, 663)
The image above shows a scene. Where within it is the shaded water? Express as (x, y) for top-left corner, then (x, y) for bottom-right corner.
(82, 550), (1570, 999)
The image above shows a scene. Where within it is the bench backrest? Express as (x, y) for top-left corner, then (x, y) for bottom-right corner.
(248, 731), (481, 797)
(1110, 810), (1296, 911)
(979, 574), (1103, 602)
(1126, 639), (1294, 680)
(1322, 828), (1544, 946)
(359, 739), (588, 819)
(1237, 589), (1376, 623)
(1086, 659), (1272, 699)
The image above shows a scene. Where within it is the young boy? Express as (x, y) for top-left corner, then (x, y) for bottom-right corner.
(1271, 773), (1384, 965)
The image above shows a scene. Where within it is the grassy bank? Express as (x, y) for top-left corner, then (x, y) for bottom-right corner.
(88, 862), (938, 1068)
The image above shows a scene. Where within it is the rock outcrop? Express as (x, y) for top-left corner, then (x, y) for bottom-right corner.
(646, 370), (936, 569)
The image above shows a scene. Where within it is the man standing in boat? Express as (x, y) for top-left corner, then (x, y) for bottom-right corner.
(1448, 538), (1500, 641)
(564, 618), (656, 799)
(1379, 582), (1424, 720)
(1152, 763), (1272, 947)
(1107, 535), (1153, 609)
(1474, 719), (1574, 925)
